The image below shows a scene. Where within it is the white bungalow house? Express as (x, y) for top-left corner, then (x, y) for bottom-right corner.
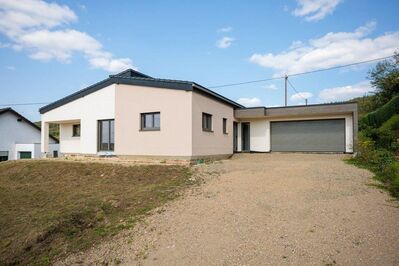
(40, 69), (357, 160)
(0, 108), (59, 161)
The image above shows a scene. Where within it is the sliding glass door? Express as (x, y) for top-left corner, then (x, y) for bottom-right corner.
(98, 119), (114, 151)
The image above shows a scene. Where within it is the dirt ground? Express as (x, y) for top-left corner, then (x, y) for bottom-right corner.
(60, 153), (399, 266)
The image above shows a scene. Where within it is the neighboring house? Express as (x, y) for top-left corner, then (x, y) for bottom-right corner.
(39, 69), (357, 160)
(0, 108), (59, 161)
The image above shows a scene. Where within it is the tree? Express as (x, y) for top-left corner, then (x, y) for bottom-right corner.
(368, 51), (399, 107)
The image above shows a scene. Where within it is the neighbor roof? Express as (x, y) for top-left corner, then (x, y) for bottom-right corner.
(0, 108), (58, 142)
(39, 69), (244, 114)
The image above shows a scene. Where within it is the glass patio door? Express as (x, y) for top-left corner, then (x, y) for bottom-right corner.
(98, 119), (114, 151)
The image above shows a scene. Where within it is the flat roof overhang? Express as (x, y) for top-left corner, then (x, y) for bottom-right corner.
(234, 102), (358, 119)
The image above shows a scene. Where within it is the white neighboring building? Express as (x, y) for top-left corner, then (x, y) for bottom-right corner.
(0, 108), (59, 161)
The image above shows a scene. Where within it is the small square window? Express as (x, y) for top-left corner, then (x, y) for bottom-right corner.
(141, 112), (160, 130)
(202, 113), (212, 132)
(223, 118), (228, 134)
(72, 124), (80, 137)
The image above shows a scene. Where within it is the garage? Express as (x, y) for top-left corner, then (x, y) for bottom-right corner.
(271, 119), (346, 152)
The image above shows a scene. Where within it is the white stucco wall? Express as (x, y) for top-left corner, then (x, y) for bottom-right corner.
(41, 84), (116, 155)
(0, 111), (57, 160)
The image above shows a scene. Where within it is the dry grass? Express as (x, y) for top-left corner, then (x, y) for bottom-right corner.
(0, 160), (193, 265)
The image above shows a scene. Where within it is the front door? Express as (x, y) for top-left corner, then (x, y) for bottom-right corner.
(233, 122), (238, 152)
(241, 122), (250, 152)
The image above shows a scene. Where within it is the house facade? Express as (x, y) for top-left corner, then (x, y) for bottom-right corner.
(40, 69), (357, 160)
(0, 108), (59, 161)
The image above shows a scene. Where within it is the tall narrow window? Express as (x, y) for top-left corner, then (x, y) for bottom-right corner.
(223, 118), (228, 134)
(98, 119), (114, 151)
(72, 124), (80, 137)
(141, 112), (160, 130)
(202, 113), (212, 132)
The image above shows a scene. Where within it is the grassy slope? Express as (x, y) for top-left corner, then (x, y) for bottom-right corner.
(0, 160), (193, 265)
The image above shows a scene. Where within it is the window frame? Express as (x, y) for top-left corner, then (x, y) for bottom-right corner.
(97, 119), (115, 152)
(72, 124), (81, 137)
(0, 151), (8, 162)
(202, 112), (213, 132)
(223, 118), (228, 134)
(140, 112), (161, 131)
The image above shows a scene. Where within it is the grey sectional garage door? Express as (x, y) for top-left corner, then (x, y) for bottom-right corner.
(271, 119), (345, 152)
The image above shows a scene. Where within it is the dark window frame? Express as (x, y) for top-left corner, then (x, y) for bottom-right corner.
(140, 112), (161, 131)
(72, 124), (81, 137)
(98, 119), (115, 152)
(19, 151), (32, 159)
(202, 112), (213, 132)
(223, 118), (228, 134)
(0, 151), (8, 162)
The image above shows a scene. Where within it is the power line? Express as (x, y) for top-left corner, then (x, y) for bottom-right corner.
(0, 55), (395, 107)
(0, 102), (50, 107)
(208, 76), (282, 89)
(287, 79), (306, 100)
(208, 55), (394, 88)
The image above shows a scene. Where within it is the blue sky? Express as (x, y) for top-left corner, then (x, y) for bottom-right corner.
(0, 0), (398, 121)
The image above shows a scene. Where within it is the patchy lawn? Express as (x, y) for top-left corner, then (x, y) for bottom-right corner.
(0, 160), (193, 265)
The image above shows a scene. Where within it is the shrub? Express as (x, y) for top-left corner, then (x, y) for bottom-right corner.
(361, 95), (399, 128)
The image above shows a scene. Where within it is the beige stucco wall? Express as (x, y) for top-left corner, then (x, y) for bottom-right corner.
(191, 91), (234, 156)
(114, 84), (192, 156)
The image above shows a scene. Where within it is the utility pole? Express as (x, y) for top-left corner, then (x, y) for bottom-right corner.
(284, 74), (288, 106)
(305, 99), (308, 105)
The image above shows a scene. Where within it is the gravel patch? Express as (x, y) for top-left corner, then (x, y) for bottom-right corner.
(58, 153), (399, 266)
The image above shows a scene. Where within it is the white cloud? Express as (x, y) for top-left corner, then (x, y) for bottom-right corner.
(318, 81), (374, 101)
(249, 22), (399, 76)
(6, 65), (15, 70)
(264, 84), (278, 90)
(237, 97), (262, 107)
(291, 92), (313, 101)
(0, 0), (134, 72)
(293, 0), (342, 21)
(217, 26), (232, 33)
(217, 37), (234, 49)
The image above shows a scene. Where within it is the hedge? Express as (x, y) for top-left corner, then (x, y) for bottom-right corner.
(361, 95), (399, 128)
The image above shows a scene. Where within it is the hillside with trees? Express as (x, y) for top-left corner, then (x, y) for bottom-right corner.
(350, 52), (399, 198)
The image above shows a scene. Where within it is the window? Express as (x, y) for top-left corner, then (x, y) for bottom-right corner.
(202, 113), (212, 132)
(141, 112), (160, 130)
(98, 119), (114, 151)
(0, 151), (8, 162)
(19, 151), (32, 159)
(72, 124), (81, 137)
(223, 118), (228, 134)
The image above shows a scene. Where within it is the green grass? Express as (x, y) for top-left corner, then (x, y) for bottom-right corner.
(0, 160), (194, 265)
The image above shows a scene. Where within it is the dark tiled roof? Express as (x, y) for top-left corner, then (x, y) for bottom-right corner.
(0, 107), (58, 142)
(39, 69), (243, 114)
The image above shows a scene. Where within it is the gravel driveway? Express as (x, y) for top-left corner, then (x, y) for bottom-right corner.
(61, 153), (399, 265)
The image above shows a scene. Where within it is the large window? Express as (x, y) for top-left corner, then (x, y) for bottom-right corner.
(72, 124), (80, 137)
(223, 118), (228, 134)
(0, 151), (8, 162)
(141, 112), (160, 130)
(98, 119), (114, 151)
(202, 113), (213, 132)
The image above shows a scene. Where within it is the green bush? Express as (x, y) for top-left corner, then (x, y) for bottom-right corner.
(380, 114), (399, 131)
(361, 95), (399, 128)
